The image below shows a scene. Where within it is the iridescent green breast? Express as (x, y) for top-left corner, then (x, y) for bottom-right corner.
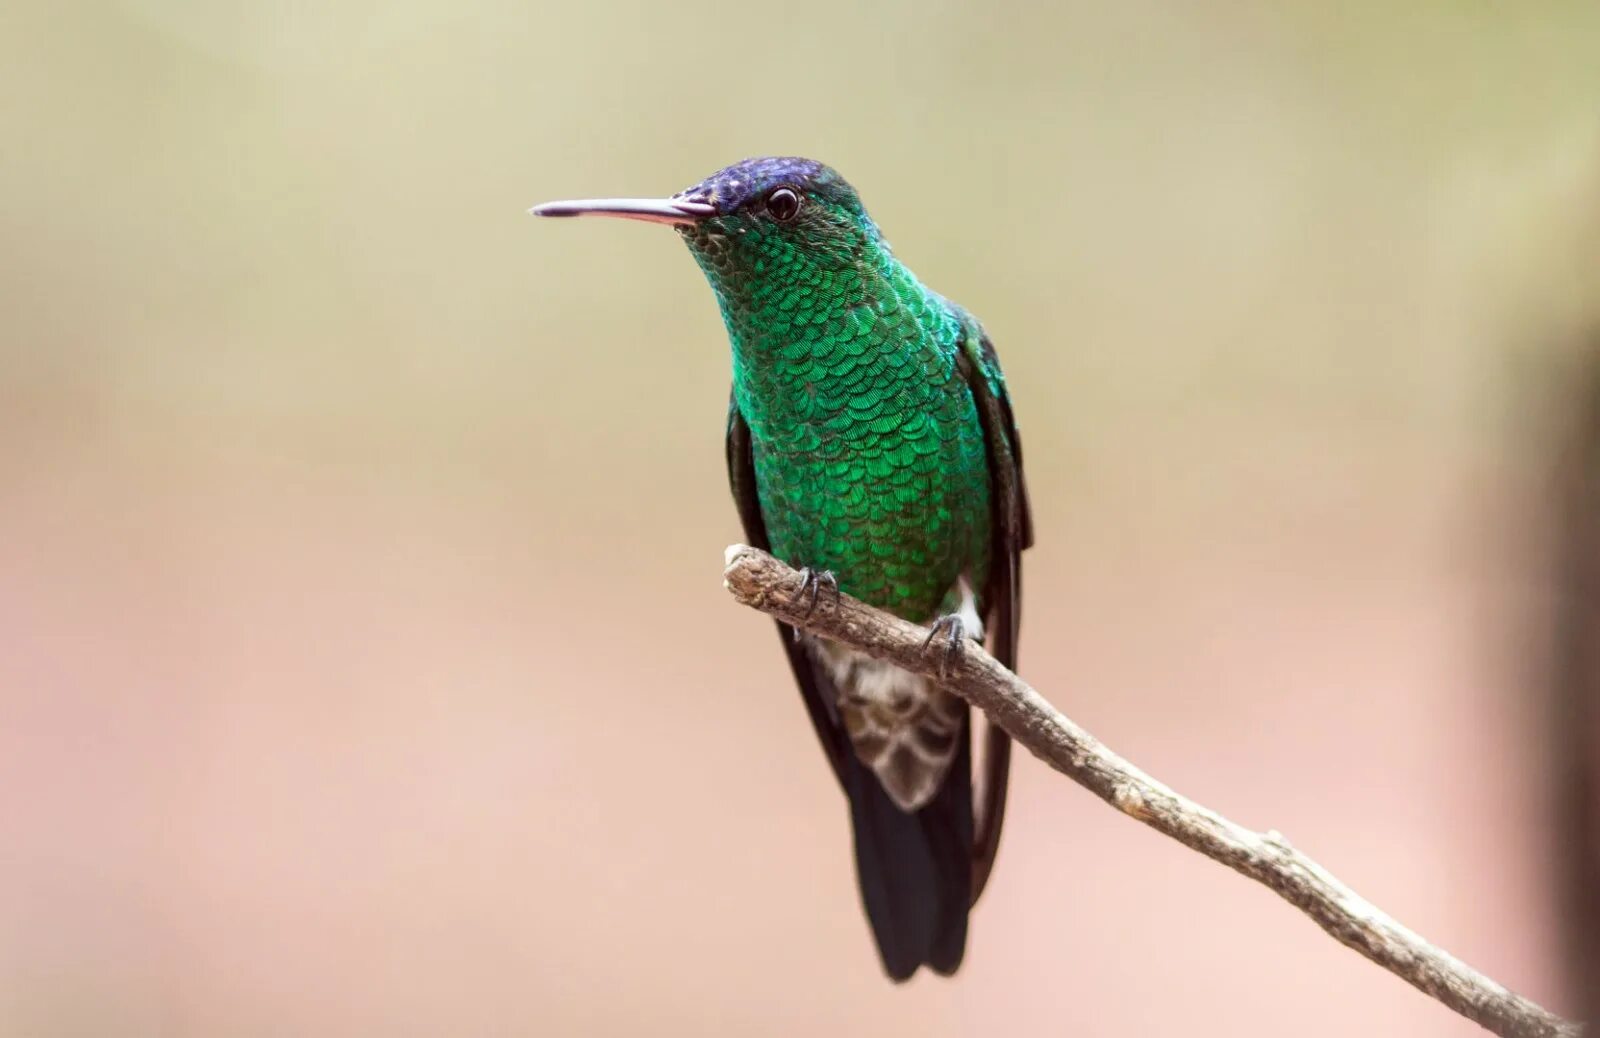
(744, 341), (991, 619)
(718, 266), (991, 618)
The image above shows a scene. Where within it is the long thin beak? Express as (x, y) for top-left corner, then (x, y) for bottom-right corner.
(527, 197), (717, 226)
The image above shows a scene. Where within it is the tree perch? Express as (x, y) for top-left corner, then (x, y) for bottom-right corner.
(721, 543), (1578, 1038)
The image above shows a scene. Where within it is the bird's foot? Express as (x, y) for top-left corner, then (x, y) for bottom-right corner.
(922, 614), (967, 681)
(787, 567), (840, 623)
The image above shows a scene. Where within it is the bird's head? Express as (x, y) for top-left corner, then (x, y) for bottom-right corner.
(531, 157), (887, 306)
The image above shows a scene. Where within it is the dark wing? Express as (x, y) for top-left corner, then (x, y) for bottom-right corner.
(957, 332), (1033, 904)
(726, 393), (848, 788)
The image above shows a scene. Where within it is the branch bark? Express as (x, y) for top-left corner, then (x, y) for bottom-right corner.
(722, 543), (1579, 1038)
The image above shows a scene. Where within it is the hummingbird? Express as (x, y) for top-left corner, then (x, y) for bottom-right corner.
(531, 157), (1031, 980)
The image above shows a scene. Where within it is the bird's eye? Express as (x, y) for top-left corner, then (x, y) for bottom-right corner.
(765, 187), (801, 222)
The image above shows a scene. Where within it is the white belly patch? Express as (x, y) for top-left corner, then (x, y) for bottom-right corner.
(810, 578), (983, 811)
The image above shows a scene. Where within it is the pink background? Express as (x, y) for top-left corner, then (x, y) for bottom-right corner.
(4, 2), (1599, 1033)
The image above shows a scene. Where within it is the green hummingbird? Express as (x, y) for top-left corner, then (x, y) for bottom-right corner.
(531, 157), (1031, 980)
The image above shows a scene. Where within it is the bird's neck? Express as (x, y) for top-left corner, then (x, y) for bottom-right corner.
(713, 238), (901, 341)
(703, 251), (957, 448)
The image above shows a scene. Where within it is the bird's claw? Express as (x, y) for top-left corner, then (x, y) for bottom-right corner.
(788, 568), (840, 621)
(922, 614), (967, 681)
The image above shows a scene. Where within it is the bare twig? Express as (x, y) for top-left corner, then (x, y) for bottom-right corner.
(722, 543), (1579, 1038)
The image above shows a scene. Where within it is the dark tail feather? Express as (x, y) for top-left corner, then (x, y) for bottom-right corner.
(845, 709), (974, 981)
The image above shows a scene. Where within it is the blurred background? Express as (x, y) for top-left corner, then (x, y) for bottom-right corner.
(4, 1), (1600, 1034)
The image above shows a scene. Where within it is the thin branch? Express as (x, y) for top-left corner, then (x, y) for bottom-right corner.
(722, 544), (1579, 1038)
